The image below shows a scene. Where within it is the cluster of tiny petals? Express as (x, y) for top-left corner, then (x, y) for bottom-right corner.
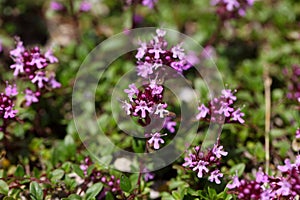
(50, 0), (91, 12)
(0, 92), (18, 119)
(227, 157), (300, 199)
(211, 0), (254, 19)
(123, 80), (176, 149)
(197, 89), (245, 124)
(183, 144), (228, 184)
(283, 65), (300, 104)
(125, 0), (158, 9)
(135, 29), (193, 80)
(296, 128), (300, 139)
(79, 157), (123, 196)
(9, 38), (61, 106)
(123, 81), (168, 125)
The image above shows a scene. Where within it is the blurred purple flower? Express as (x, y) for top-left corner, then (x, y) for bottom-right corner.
(24, 89), (39, 106)
(50, 1), (64, 11)
(148, 132), (165, 149)
(79, 1), (92, 12)
(141, 0), (158, 9)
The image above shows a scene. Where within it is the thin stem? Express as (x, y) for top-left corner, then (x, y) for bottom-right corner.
(131, 4), (137, 29)
(69, 0), (81, 43)
(204, 17), (224, 47)
(264, 65), (272, 174)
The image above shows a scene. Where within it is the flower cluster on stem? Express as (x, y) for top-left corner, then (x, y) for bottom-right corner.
(283, 64), (300, 105)
(227, 156), (300, 200)
(135, 29), (193, 80)
(125, 0), (158, 9)
(183, 143), (228, 184)
(79, 157), (123, 197)
(9, 37), (61, 107)
(196, 89), (245, 124)
(211, 0), (254, 19)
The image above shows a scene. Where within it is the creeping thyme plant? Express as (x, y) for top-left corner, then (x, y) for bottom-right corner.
(0, 0), (300, 199)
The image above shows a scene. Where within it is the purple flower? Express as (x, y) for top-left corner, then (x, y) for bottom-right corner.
(24, 89), (39, 106)
(227, 174), (240, 189)
(163, 117), (176, 133)
(48, 75), (61, 89)
(10, 39), (24, 58)
(10, 59), (24, 76)
(171, 44), (185, 60)
(29, 52), (47, 69)
(255, 168), (268, 184)
(183, 153), (196, 167)
(122, 100), (132, 115)
(296, 128), (300, 139)
(277, 159), (292, 173)
(224, 0), (240, 11)
(193, 160), (209, 178)
(3, 106), (18, 119)
(208, 170), (223, 184)
(221, 89), (237, 102)
(136, 42), (147, 60)
(148, 44), (165, 59)
(148, 132), (165, 149)
(141, 0), (158, 9)
(0, 39), (2, 53)
(212, 144), (228, 158)
(134, 100), (152, 118)
(231, 108), (245, 123)
(5, 84), (18, 97)
(149, 81), (163, 96)
(217, 103), (234, 117)
(124, 83), (139, 102)
(212, 0), (254, 19)
(276, 179), (291, 196)
(156, 29), (166, 37)
(79, 1), (92, 12)
(31, 72), (49, 88)
(50, 1), (64, 11)
(137, 62), (153, 78)
(45, 49), (58, 63)
(196, 104), (209, 120)
(154, 103), (168, 118)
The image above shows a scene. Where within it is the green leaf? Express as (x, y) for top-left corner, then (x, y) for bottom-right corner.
(4, 197), (16, 200)
(0, 180), (9, 195)
(229, 163), (246, 176)
(0, 169), (5, 178)
(84, 182), (103, 200)
(105, 191), (114, 200)
(63, 194), (82, 200)
(50, 169), (65, 182)
(14, 165), (25, 178)
(29, 182), (43, 200)
(72, 164), (85, 178)
(120, 175), (132, 193)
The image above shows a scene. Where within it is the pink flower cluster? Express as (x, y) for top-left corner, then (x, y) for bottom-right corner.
(183, 144), (228, 184)
(283, 65), (300, 104)
(135, 29), (192, 79)
(0, 85), (18, 123)
(227, 156), (300, 199)
(125, 0), (158, 9)
(50, 0), (91, 12)
(123, 80), (175, 149)
(296, 128), (300, 139)
(79, 157), (123, 196)
(196, 89), (245, 124)
(9, 38), (61, 106)
(211, 0), (254, 19)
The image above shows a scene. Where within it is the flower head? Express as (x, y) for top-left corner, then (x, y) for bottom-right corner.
(148, 132), (165, 149)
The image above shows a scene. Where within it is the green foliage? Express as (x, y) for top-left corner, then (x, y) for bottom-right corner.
(0, 0), (299, 199)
